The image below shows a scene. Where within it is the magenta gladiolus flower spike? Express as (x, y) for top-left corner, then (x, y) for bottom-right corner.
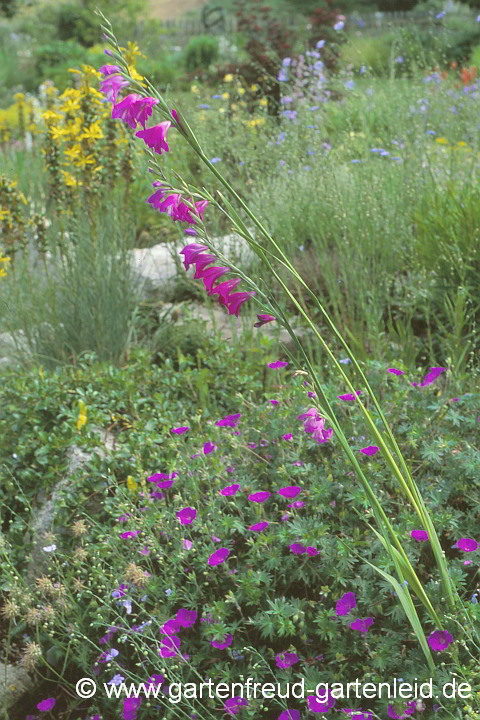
(200, 266), (230, 292)
(112, 93), (159, 130)
(99, 65), (130, 105)
(428, 629), (453, 651)
(136, 122), (172, 155)
(254, 314), (276, 327)
(193, 254), (217, 278)
(180, 243), (210, 270)
(226, 291), (256, 317)
(209, 278), (242, 303)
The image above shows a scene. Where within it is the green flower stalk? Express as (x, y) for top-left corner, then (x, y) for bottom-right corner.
(95, 9), (459, 673)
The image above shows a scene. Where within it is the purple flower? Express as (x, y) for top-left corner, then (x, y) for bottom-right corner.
(136, 122), (172, 155)
(283, 433), (293, 441)
(248, 491), (270, 503)
(337, 391), (361, 401)
(277, 486), (302, 499)
(120, 531), (139, 539)
(124, 697), (142, 720)
(183, 539), (192, 550)
(412, 530), (428, 542)
(336, 592), (356, 616)
(176, 609), (197, 628)
(177, 507), (196, 525)
(350, 617), (374, 633)
(388, 368), (404, 376)
(412, 367), (446, 388)
(254, 314), (276, 327)
(220, 484), (240, 496)
(289, 543), (306, 554)
(111, 93), (159, 130)
(268, 360), (288, 368)
(212, 633), (233, 649)
(225, 697), (248, 716)
(334, 20), (344, 30)
(278, 711), (300, 720)
(37, 698), (56, 712)
(248, 522), (269, 531)
(204, 441), (217, 455)
(453, 538), (477, 552)
(308, 691), (336, 712)
(360, 446), (379, 456)
(216, 413), (241, 427)
(276, 652), (299, 669)
(171, 426), (189, 434)
(158, 635), (181, 658)
(208, 548), (229, 565)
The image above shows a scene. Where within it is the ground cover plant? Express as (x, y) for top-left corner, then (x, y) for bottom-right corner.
(1, 3), (480, 720)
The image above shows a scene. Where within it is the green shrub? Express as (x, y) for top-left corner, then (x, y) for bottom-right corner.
(55, 3), (99, 48)
(183, 34), (219, 73)
(340, 34), (394, 75)
(31, 40), (88, 94)
(470, 42), (480, 65)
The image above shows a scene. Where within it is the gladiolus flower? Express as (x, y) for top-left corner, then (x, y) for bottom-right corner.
(111, 93), (159, 130)
(136, 122), (172, 155)
(254, 314), (276, 327)
(226, 291), (256, 317)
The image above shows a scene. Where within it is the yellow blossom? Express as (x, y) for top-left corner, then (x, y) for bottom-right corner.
(127, 476), (137, 494)
(222, 92), (229, 99)
(224, 73), (233, 82)
(74, 154), (96, 170)
(219, 108), (226, 114)
(237, 87), (245, 95)
(191, 85), (199, 94)
(61, 170), (82, 188)
(76, 400), (87, 430)
(60, 98), (81, 114)
(259, 98), (268, 106)
(14, 92), (25, 103)
(250, 84), (258, 92)
(79, 122), (104, 142)
(231, 103), (238, 111)
(64, 144), (82, 161)
(50, 126), (69, 142)
(128, 66), (146, 86)
(41, 110), (64, 124)
(435, 137), (448, 144)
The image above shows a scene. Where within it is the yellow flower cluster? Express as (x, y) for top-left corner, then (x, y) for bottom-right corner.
(0, 256), (11, 278)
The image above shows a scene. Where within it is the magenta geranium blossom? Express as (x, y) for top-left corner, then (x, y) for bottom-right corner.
(225, 697), (248, 716)
(171, 426), (189, 434)
(308, 691), (336, 713)
(412, 367), (446, 387)
(278, 711), (300, 720)
(216, 413), (241, 427)
(276, 486), (302, 499)
(276, 651), (299, 669)
(388, 368), (404, 376)
(289, 543), (306, 554)
(204, 441), (216, 455)
(220, 484), (240, 496)
(248, 522), (269, 531)
(360, 446), (379, 456)
(428, 629), (453, 651)
(176, 609), (197, 628)
(336, 591), (356, 616)
(37, 698), (56, 712)
(158, 635), (181, 657)
(124, 697), (142, 720)
(411, 530), (428, 542)
(211, 633), (233, 649)
(208, 548), (229, 565)
(453, 538), (477, 552)
(350, 617), (374, 633)
(248, 491), (270, 503)
(176, 507), (196, 525)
